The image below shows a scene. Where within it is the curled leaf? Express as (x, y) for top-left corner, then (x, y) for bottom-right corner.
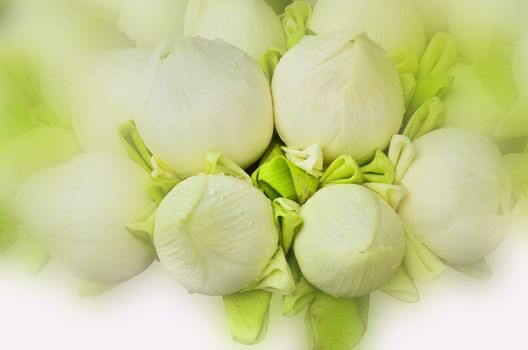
(388, 135), (416, 183)
(205, 152), (251, 183)
(259, 47), (285, 82)
(404, 97), (445, 140)
(282, 0), (313, 48)
(272, 198), (303, 254)
(402, 226), (445, 281)
(119, 120), (153, 173)
(381, 267), (420, 303)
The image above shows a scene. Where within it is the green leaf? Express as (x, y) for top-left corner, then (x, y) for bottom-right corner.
(400, 73), (417, 108)
(416, 32), (458, 79)
(119, 120), (153, 172)
(449, 259), (492, 281)
(147, 177), (180, 204)
(205, 152), (251, 182)
(402, 226), (445, 281)
(321, 150), (396, 187)
(388, 135), (416, 183)
(391, 48), (418, 75)
(282, 278), (317, 317)
(360, 149), (396, 184)
(223, 290), (273, 345)
(126, 205), (158, 259)
(306, 293), (369, 350)
(407, 74), (453, 117)
(381, 267), (420, 303)
(403, 97), (445, 141)
(282, 0), (313, 49)
(282, 257), (317, 317)
(363, 183), (407, 210)
(252, 151), (319, 204)
(252, 248), (295, 294)
(259, 47), (285, 82)
(320, 155), (364, 186)
(272, 198), (303, 254)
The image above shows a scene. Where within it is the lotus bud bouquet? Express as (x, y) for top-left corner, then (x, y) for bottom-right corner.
(0, 0), (526, 349)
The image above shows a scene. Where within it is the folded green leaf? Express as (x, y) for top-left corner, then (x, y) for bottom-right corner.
(402, 226), (445, 281)
(272, 198), (303, 254)
(306, 293), (369, 350)
(320, 155), (364, 186)
(266, 0), (293, 14)
(252, 152), (319, 204)
(119, 120), (153, 173)
(391, 48), (419, 75)
(259, 47), (285, 82)
(363, 183), (407, 211)
(404, 97), (445, 140)
(417, 32), (458, 79)
(388, 135), (416, 183)
(147, 177), (181, 204)
(360, 149), (396, 184)
(223, 290), (273, 345)
(205, 152), (251, 183)
(381, 267), (419, 303)
(407, 75), (453, 117)
(282, 0), (313, 49)
(252, 248), (295, 294)
(400, 73), (417, 108)
(282, 277), (317, 317)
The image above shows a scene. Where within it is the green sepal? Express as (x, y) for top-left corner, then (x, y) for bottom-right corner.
(403, 97), (445, 141)
(119, 120), (153, 173)
(363, 183), (407, 210)
(449, 259), (492, 281)
(405, 33), (457, 118)
(282, 0), (313, 49)
(259, 47), (285, 82)
(126, 204), (158, 259)
(205, 152), (251, 183)
(400, 73), (417, 108)
(223, 290), (273, 345)
(381, 267), (420, 303)
(402, 226), (445, 281)
(388, 135), (416, 183)
(282, 278), (317, 317)
(306, 293), (369, 350)
(251, 248), (295, 294)
(321, 150), (395, 187)
(78, 280), (116, 298)
(391, 48), (419, 75)
(407, 74), (453, 117)
(252, 149), (319, 204)
(282, 257), (317, 317)
(147, 177), (180, 204)
(272, 198), (303, 254)
(320, 155), (364, 186)
(416, 32), (458, 80)
(360, 149), (396, 184)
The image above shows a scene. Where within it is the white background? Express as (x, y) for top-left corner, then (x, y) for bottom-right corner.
(1, 230), (528, 350)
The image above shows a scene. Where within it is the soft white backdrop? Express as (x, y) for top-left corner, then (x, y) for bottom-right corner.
(1, 230), (528, 350)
